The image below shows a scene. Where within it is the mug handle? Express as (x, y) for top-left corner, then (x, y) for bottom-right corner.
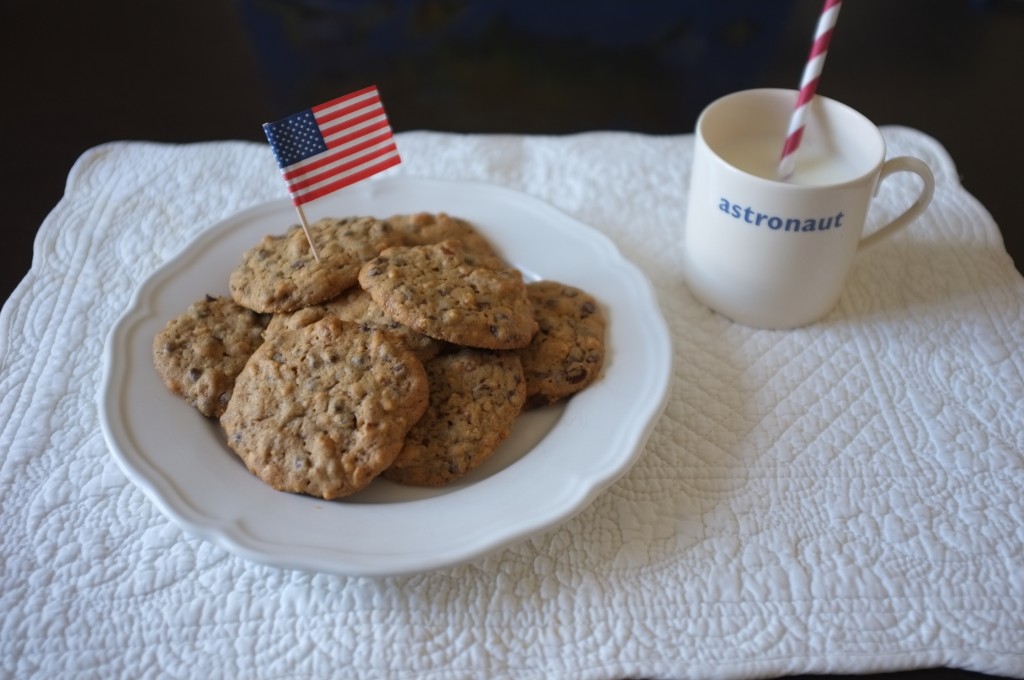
(858, 156), (935, 251)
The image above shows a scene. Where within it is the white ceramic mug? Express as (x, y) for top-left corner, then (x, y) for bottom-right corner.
(683, 88), (935, 329)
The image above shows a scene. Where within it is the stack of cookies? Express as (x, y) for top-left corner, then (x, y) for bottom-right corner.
(152, 212), (606, 500)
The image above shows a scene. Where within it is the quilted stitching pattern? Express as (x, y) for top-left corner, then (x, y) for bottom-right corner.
(1, 131), (1022, 679)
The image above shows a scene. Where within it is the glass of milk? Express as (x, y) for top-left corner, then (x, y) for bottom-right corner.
(683, 88), (935, 329)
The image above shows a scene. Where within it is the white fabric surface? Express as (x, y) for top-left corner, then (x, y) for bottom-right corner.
(2, 130), (1022, 679)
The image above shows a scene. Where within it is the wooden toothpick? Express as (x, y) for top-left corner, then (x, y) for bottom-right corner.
(294, 204), (322, 263)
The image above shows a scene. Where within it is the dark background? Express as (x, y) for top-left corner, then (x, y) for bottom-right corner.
(3, 2), (1021, 678)
(4, 0), (1024, 308)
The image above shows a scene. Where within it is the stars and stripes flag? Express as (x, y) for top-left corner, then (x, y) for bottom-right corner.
(262, 85), (401, 207)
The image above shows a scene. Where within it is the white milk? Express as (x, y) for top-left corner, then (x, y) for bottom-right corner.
(716, 135), (860, 186)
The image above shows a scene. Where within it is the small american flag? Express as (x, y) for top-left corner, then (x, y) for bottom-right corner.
(263, 85), (401, 206)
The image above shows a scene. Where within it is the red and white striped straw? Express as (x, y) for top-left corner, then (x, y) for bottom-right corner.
(778, 0), (843, 179)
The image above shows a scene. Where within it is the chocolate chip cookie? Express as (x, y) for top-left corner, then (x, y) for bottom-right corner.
(383, 348), (525, 487)
(387, 212), (500, 260)
(264, 287), (446, 363)
(518, 281), (606, 408)
(220, 316), (429, 500)
(358, 239), (538, 349)
(228, 216), (400, 313)
(152, 295), (270, 418)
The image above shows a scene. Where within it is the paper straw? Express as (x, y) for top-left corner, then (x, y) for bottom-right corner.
(779, 0), (843, 179)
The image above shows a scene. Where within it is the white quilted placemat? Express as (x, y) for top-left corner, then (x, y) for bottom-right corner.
(1, 130), (1022, 679)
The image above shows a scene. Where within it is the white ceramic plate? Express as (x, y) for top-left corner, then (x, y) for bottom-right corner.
(99, 176), (672, 576)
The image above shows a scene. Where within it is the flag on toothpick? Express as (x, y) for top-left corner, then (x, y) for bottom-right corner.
(262, 85), (401, 260)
